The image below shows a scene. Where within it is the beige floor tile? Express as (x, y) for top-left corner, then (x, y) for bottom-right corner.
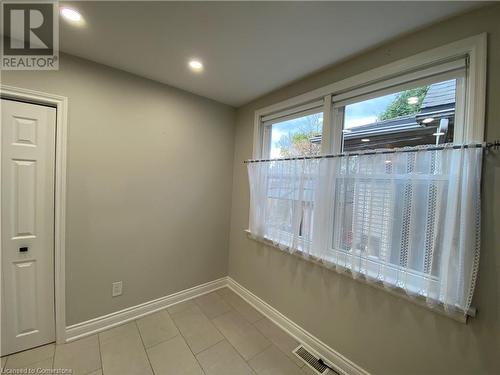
(194, 291), (232, 319)
(5, 343), (55, 369)
(217, 288), (263, 323)
(87, 370), (103, 375)
(6, 357), (53, 370)
(216, 287), (234, 299)
(54, 335), (101, 375)
(99, 322), (138, 344)
(212, 311), (271, 360)
(137, 310), (179, 348)
(249, 345), (305, 375)
(301, 363), (322, 375)
(1, 356), (6, 370)
(170, 303), (224, 354)
(146, 335), (204, 375)
(196, 340), (255, 375)
(99, 321), (153, 375)
(167, 300), (197, 315)
(254, 318), (303, 367)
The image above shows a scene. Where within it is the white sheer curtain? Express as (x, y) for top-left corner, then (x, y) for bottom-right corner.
(247, 145), (482, 314)
(247, 158), (319, 255)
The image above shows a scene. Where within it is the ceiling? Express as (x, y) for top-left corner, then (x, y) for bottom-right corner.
(59, 1), (483, 107)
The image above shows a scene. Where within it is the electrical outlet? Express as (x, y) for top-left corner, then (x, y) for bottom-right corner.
(112, 281), (123, 297)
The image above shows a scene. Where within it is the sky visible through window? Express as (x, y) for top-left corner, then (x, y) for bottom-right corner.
(269, 113), (323, 158)
(344, 93), (398, 129)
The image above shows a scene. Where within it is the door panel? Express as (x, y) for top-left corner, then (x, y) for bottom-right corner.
(13, 260), (38, 336)
(13, 159), (37, 237)
(1, 99), (56, 356)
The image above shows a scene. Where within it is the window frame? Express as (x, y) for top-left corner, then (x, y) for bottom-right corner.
(252, 34), (487, 159)
(257, 103), (329, 159)
(261, 105), (324, 159)
(332, 68), (467, 153)
(248, 35), (486, 319)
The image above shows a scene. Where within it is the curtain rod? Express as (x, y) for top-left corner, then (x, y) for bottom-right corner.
(244, 140), (500, 164)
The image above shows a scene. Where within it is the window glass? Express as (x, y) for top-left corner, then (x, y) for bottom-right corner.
(335, 78), (461, 277)
(342, 79), (457, 151)
(267, 112), (323, 158)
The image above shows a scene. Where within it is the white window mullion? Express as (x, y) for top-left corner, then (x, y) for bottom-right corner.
(331, 106), (344, 154)
(452, 75), (467, 144)
(320, 94), (332, 154)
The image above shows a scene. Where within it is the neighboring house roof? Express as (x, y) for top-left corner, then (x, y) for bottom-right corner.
(415, 79), (456, 123)
(420, 79), (456, 112)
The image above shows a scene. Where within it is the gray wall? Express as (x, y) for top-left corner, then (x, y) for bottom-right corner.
(2, 54), (235, 325)
(228, 4), (500, 375)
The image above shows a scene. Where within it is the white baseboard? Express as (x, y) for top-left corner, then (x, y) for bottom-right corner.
(227, 277), (370, 375)
(65, 277), (227, 342)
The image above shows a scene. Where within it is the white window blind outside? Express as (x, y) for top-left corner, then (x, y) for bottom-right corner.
(247, 145), (482, 315)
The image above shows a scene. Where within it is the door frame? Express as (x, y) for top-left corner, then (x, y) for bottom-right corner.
(0, 85), (68, 346)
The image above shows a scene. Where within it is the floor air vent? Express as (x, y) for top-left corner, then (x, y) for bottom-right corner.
(293, 345), (339, 375)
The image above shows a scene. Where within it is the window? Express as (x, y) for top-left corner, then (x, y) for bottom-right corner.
(329, 74), (466, 280)
(336, 74), (465, 152)
(261, 106), (324, 158)
(249, 36), (486, 318)
(256, 60), (469, 253)
(259, 106), (324, 248)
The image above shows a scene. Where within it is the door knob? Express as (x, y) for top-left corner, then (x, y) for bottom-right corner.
(19, 247), (28, 252)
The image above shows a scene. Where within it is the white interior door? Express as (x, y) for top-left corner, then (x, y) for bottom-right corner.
(1, 99), (56, 356)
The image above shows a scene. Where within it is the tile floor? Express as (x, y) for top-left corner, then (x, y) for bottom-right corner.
(1, 287), (316, 375)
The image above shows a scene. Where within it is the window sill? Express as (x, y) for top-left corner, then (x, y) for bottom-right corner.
(244, 229), (476, 323)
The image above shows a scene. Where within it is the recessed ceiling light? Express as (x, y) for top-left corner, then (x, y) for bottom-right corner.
(361, 138), (370, 142)
(60, 7), (82, 22)
(422, 117), (435, 124)
(433, 132), (445, 136)
(188, 59), (203, 72)
(407, 96), (419, 105)
(384, 160), (392, 164)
